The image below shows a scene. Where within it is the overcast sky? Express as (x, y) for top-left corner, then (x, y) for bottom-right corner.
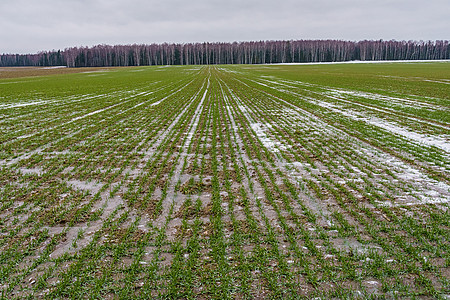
(1, 0), (449, 54)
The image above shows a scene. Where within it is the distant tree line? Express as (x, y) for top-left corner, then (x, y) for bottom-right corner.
(1, 40), (449, 67)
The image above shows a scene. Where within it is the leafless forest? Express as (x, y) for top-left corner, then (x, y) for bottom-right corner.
(1, 40), (449, 67)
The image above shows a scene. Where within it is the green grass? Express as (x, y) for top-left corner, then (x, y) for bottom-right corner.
(0, 62), (449, 298)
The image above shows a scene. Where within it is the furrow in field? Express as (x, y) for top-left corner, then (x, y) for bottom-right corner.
(219, 82), (270, 228)
(236, 75), (450, 205)
(260, 79), (450, 153)
(256, 78), (449, 136)
(271, 77), (448, 110)
(4, 88), (158, 144)
(121, 76), (209, 214)
(312, 99), (450, 153)
(154, 75), (211, 228)
(223, 70), (450, 290)
(0, 79), (195, 168)
(0, 75), (206, 290)
(221, 79), (302, 228)
(2, 65), (449, 298)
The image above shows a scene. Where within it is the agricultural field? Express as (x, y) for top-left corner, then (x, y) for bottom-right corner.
(0, 62), (449, 298)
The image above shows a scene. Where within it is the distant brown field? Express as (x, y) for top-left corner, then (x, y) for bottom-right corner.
(0, 66), (117, 79)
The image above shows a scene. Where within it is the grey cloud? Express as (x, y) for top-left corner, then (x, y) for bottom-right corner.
(1, 0), (448, 53)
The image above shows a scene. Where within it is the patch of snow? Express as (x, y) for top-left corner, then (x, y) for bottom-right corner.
(250, 123), (286, 153)
(19, 167), (44, 175)
(81, 70), (110, 74)
(42, 66), (67, 69)
(238, 105), (247, 112)
(67, 179), (102, 194)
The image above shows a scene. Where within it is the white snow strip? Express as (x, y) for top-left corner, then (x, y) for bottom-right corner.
(0, 100), (54, 109)
(261, 77), (447, 111)
(181, 77), (210, 148)
(423, 79), (450, 85)
(69, 91), (151, 122)
(0, 81), (30, 85)
(0, 91), (123, 110)
(271, 59), (450, 66)
(81, 70), (110, 73)
(115, 91), (159, 113)
(150, 100), (162, 106)
(70, 106), (115, 122)
(238, 105), (247, 112)
(42, 66), (67, 69)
